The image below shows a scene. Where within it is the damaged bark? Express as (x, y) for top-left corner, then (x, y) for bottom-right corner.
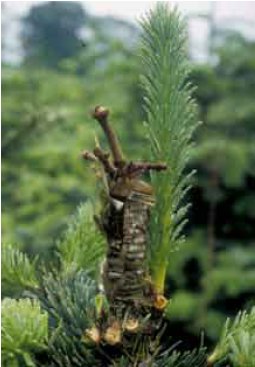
(82, 106), (167, 349)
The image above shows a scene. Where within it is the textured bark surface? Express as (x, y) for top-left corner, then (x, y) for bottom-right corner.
(103, 197), (151, 304)
(83, 106), (167, 346)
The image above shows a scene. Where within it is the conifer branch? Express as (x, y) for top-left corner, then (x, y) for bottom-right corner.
(140, 3), (199, 293)
(2, 244), (39, 296)
(2, 298), (48, 367)
(37, 270), (98, 367)
(57, 203), (106, 275)
(208, 307), (255, 366)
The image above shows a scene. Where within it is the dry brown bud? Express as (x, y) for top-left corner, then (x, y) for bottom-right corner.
(81, 150), (97, 162)
(83, 326), (101, 344)
(123, 318), (139, 333)
(92, 105), (109, 121)
(103, 321), (121, 345)
(154, 294), (168, 310)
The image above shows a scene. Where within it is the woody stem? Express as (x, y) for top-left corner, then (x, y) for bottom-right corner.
(93, 106), (125, 165)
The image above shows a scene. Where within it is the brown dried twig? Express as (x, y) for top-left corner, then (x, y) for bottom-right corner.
(82, 106), (167, 181)
(81, 150), (98, 162)
(93, 147), (116, 175)
(92, 106), (125, 165)
(122, 162), (167, 178)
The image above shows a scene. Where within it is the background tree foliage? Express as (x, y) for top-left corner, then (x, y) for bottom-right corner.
(22, 1), (87, 68)
(2, 1), (255, 362)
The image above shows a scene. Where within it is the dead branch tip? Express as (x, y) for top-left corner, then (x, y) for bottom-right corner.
(81, 150), (98, 162)
(92, 105), (109, 122)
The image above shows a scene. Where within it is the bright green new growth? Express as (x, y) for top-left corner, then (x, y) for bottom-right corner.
(2, 244), (38, 296)
(57, 203), (106, 275)
(140, 4), (199, 293)
(2, 298), (48, 367)
(208, 307), (255, 366)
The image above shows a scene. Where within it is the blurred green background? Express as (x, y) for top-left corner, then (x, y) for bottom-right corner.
(2, 1), (255, 348)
